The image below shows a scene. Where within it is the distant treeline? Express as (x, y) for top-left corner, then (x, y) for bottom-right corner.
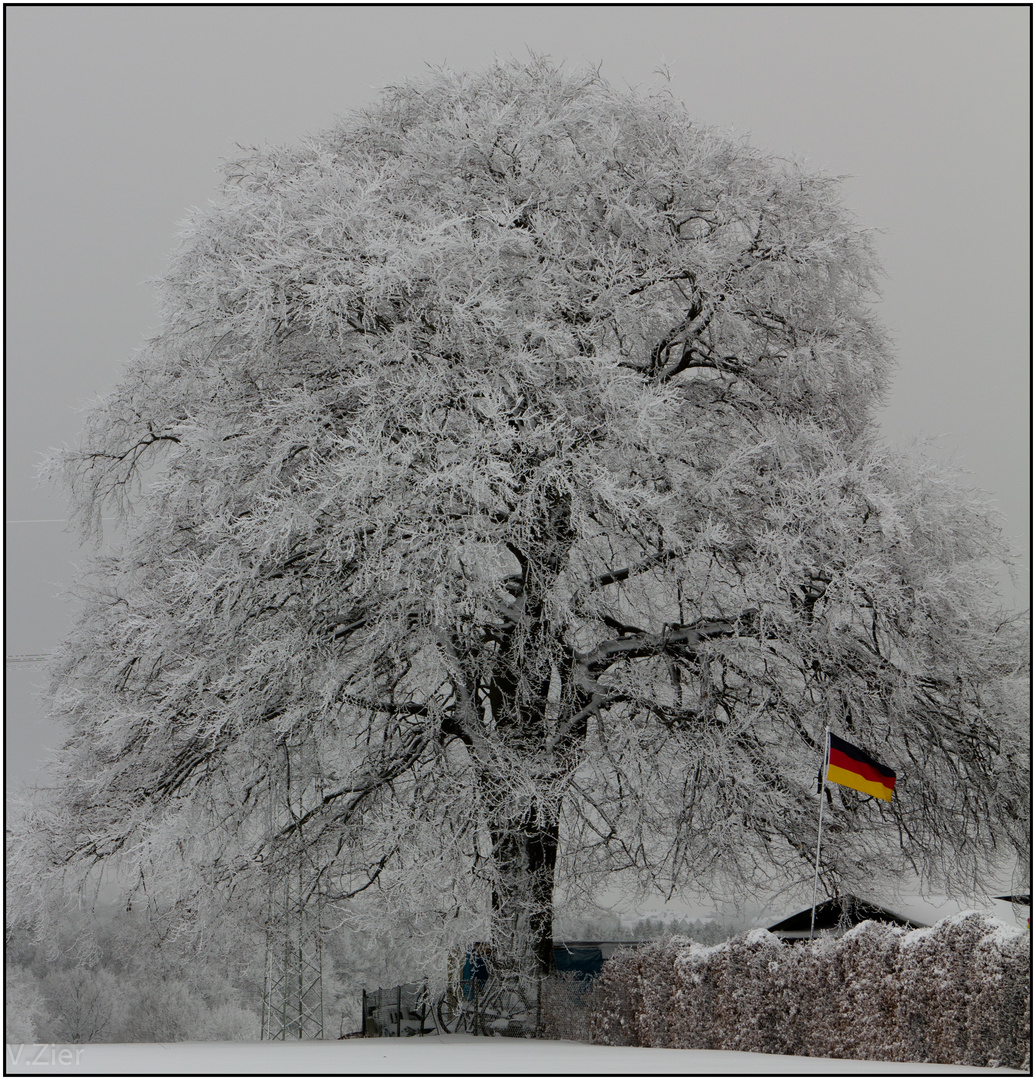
(553, 911), (744, 946)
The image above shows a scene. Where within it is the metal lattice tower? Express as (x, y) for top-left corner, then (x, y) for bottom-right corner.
(261, 738), (325, 1039)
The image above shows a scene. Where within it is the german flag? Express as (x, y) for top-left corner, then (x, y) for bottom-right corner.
(826, 733), (896, 801)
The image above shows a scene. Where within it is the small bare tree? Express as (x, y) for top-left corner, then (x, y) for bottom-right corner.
(40, 968), (121, 1044)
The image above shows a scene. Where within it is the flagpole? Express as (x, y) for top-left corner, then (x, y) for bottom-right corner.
(809, 727), (830, 942)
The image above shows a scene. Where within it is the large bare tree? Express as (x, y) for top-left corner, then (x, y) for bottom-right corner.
(22, 59), (1028, 983)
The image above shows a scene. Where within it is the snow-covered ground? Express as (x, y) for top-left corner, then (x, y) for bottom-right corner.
(5, 1036), (1025, 1075)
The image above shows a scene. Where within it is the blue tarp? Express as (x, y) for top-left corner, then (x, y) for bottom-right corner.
(461, 944), (604, 989)
(553, 946), (603, 980)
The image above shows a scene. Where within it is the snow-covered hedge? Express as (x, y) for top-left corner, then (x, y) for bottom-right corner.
(588, 913), (1030, 1069)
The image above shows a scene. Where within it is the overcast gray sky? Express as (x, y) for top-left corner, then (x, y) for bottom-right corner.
(6, 6), (1030, 798)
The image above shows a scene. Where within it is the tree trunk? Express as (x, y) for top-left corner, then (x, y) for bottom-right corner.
(481, 484), (578, 979)
(489, 800), (559, 979)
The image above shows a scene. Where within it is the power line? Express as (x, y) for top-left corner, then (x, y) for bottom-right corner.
(6, 654), (52, 664)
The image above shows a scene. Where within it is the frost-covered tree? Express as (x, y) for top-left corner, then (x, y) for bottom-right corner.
(5, 896), (263, 1042)
(19, 58), (1028, 982)
(5, 964), (47, 1044)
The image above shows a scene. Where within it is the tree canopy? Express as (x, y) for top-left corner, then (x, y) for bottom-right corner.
(19, 58), (1028, 981)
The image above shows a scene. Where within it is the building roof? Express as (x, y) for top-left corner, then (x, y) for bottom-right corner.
(766, 894), (927, 939)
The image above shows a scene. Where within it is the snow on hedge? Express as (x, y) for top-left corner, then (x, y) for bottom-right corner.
(589, 912), (1030, 1070)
